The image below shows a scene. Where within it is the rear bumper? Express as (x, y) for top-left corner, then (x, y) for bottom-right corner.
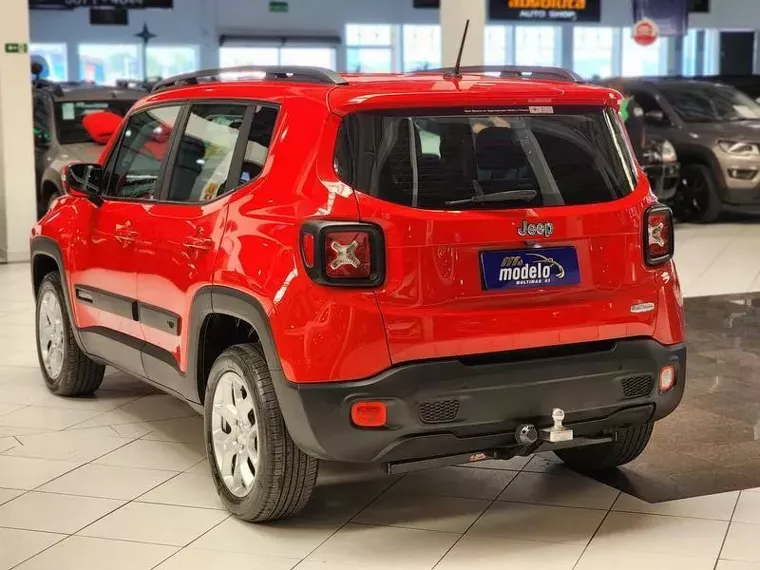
(274, 338), (686, 464)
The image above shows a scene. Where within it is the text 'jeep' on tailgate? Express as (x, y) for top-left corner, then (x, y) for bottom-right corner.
(30, 64), (685, 522)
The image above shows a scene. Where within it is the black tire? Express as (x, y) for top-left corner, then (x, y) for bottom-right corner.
(554, 422), (653, 471)
(204, 344), (318, 522)
(35, 272), (105, 396)
(46, 190), (62, 213)
(674, 164), (721, 223)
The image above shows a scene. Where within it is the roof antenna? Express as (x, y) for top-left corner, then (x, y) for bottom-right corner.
(445, 19), (470, 80)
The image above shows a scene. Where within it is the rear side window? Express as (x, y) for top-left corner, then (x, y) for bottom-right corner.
(335, 107), (638, 210)
(167, 103), (247, 203)
(166, 103), (279, 203)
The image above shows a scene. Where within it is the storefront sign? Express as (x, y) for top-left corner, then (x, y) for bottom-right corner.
(633, 0), (688, 36)
(632, 18), (659, 46)
(29, 0), (173, 9)
(4, 43), (29, 54)
(489, 0), (601, 22)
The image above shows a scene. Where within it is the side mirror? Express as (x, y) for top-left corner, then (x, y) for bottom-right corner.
(65, 163), (103, 206)
(645, 110), (668, 126)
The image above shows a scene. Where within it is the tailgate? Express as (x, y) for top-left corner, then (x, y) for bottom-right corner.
(335, 104), (662, 364)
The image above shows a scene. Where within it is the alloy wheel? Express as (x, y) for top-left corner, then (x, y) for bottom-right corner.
(38, 290), (64, 379)
(211, 371), (260, 497)
(678, 172), (709, 220)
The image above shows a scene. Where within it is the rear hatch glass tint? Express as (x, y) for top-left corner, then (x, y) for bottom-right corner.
(335, 106), (637, 210)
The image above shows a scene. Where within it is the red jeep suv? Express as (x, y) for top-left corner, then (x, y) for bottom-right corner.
(30, 65), (686, 522)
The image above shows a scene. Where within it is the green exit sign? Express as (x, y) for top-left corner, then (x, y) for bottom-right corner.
(269, 1), (288, 12)
(5, 43), (28, 54)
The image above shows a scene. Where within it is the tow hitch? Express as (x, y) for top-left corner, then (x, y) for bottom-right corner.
(385, 408), (612, 475)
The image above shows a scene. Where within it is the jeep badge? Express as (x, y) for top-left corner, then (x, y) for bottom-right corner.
(517, 220), (554, 238)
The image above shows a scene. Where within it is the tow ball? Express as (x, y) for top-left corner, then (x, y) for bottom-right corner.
(540, 408), (574, 443)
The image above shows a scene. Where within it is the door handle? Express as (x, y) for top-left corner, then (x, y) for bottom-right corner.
(183, 237), (214, 251)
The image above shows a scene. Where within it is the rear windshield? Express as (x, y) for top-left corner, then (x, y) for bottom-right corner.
(335, 107), (638, 210)
(55, 100), (136, 145)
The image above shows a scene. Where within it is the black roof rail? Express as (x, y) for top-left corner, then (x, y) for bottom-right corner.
(421, 65), (582, 83)
(152, 65), (348, 93)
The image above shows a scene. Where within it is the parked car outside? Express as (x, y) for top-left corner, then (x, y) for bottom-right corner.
(32, 80), (143, 217)
(611, 78), (760, 222)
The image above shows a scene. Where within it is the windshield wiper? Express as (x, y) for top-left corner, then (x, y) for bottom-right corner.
(445, 189), (538, 206)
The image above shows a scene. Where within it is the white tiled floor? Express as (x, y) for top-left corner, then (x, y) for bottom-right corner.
(675, 221), (760, 298)
(1, 222), (760, 569)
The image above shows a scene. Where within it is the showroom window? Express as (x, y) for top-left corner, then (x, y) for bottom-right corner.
(280, 47), (336, 69)
(30, 43), (68, 82)
(682, 29), (720, 76)
(403, 25), (441, 71)
(515, 26), (559, 66)
(219, 46), (336, 70)
(146, 46), (199, 78)
(219, 47), (279, 68)
(573, 27), (615, 79)
(622, 29), (670, 76)
(485, 25), (513, 66)
(346, 24), (394, 73)
(78, 44), (142, 85)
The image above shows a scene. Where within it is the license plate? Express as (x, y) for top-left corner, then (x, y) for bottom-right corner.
(480, 247), (580, 291)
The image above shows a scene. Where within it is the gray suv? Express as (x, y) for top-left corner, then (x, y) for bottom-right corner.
(32, 81), (143, 217)
(617, 78), (760, 222)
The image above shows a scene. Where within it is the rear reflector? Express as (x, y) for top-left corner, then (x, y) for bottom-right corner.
(659, 365), (676, 392)
(301, 232), (315, 268)
(351, 401), (387, 428)
(644, 204), (674, 266)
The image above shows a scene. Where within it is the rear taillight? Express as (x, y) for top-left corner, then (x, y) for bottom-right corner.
(300, 222), (385, 287)
(644, 205), (674, 266)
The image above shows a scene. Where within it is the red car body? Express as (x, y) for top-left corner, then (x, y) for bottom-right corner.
(31, 68), (685, 468)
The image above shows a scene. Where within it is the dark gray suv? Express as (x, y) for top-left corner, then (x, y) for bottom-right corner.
(617, 78), (760, 222)
(32, 81), (143, 217)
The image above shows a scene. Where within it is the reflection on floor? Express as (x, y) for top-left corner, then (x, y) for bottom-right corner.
(675, 219), (760, 298)
(589, 293), (760, 504)
(2, 226), (760, 569)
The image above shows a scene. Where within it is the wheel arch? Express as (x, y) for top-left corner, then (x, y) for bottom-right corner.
(30, 236), (85, 351)
(189, 286), (283, 405)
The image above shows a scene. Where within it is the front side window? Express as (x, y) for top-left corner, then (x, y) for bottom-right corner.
(335, 107), (637, 210)
(55, 100), (136, 145)
(105, 105), (181, 200)
(659, 84), (760, 123)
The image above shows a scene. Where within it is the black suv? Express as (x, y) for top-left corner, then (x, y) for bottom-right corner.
(32, 80), (143, 217)
(614, 78), (760, 222)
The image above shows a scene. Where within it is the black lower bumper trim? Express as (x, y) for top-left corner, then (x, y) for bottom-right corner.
(273, 338), (686, 463)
